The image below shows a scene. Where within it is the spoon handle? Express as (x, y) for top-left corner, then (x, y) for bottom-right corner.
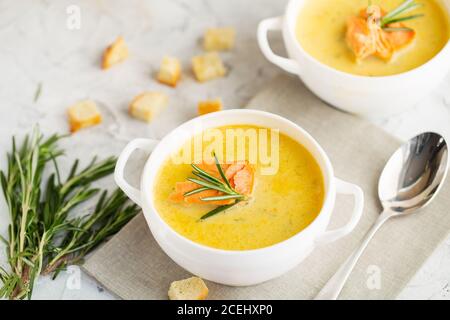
(314, 209), (394, 300)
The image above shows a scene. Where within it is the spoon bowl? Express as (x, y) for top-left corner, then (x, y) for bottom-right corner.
(378, 132), (448, 215)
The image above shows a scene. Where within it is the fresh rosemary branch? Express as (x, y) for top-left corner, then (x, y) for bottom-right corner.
(0, 127), (63, 299)
(380, 0), (424, 28)
(184, 153), (244, 220)
(0, 128), (139, 299)
(44, 189), (139, 276)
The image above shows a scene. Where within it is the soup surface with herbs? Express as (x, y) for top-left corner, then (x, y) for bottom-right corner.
(295, 0), (450, 76)
(153, 125), (325, 250)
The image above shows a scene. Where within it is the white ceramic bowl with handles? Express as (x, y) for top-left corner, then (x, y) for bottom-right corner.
(257, 0), (450, 118)
(114, 109), (363, 286)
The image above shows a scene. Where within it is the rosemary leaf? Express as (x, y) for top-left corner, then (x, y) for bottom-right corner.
(201, 194), (244, 201)
(213, 153), (232, 189)
(0, 234), (7, 245)
(184, 187), (210, 197)
(200, 201), (240, 220)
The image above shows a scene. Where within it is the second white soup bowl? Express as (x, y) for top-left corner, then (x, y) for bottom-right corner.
(114, 109), (364, 286)
(258, 0), (450, 117)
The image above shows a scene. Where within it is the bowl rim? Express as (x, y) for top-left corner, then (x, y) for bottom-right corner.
(140, 109), (336, 256)
(284, 0), (450, 81)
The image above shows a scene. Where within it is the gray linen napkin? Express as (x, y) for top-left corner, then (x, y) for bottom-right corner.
(83, 75), (450, 299)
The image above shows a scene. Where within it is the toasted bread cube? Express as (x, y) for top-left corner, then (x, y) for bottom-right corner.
(168, 277), (208, 300)
(203, 27), (235, 51)
(192, 52), (226, 82)
(198, 98), (223, 115)
(102, 36), (128, 69)
(157, 56), (181, 87)
(129, 92), (168, 122)
(68, 100), (102, 133)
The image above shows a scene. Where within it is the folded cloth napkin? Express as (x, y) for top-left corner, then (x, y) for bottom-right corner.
(83, 75), (450, 299)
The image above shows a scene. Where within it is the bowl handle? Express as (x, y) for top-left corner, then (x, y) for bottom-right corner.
(257, 16), (302, 75)
(114, 138), (159, 207)
(315, 178), (364, 245)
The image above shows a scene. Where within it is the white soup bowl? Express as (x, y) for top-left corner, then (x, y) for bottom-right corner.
(114, 109), (364, 286)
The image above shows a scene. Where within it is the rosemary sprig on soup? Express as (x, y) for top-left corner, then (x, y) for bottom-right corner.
(174, 152), (253, 220)
(295, 0), (450, 76)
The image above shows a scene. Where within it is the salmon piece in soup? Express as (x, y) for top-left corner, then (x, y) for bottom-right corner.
(231, 164), (254, 195)
(346, 5), (417, 62)
(346, 6), (394, 62)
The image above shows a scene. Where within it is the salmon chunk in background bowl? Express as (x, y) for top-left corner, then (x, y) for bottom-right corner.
(258, 0), (450, 117)
(114, 109), (364, 286)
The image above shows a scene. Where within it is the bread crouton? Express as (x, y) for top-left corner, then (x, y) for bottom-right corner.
(198, 98), (223, 115)
(192, 52), (226, 82)
(102, 36), (129, 69)
(68, 100), (102, 133)
(129, 92), (168, 122)
(203, 27), (235, 51)
(157, 56), (181, 87)
(168, 277), (209, 300)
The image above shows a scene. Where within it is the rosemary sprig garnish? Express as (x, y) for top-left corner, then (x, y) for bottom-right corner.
(185, 153), (244, 220)
(0, 127), (139, 299)
(380, 0), (424, 28)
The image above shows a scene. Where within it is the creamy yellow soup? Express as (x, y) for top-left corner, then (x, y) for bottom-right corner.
(153, 125), (325, 251)
(296, 0), (450, 76)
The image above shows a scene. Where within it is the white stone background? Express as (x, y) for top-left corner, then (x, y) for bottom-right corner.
(0, 0), (449, 299)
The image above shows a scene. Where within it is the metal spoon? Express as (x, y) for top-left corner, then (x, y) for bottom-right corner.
(315, 132), (448, 300)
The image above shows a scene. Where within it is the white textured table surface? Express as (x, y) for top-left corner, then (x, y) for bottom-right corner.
(0, 0), (449, 300)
